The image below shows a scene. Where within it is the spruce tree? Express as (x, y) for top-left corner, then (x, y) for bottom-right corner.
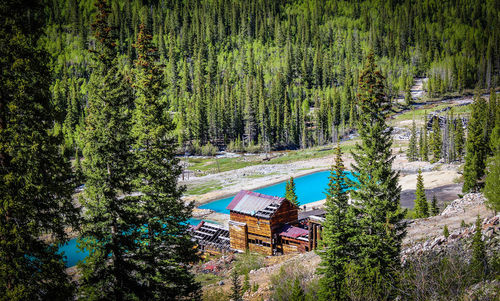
(407, 116), (418, 161)
(431, 195), (439, 216)
(471, 216), (487, 281)
(421, 114), (429, 161)
(0, 0), (79, 299)
(318, 145), (355, 301)
(414, 169), (428, 218)
(230, 270), (242, 301)
(463, 97), (488, 192)
(431, 116), (442, 163)
(455, 118), (465, 161)
(443, 225), (449, 238)
(484, 103), (500, 211)
(77, 1), (137, 299)
(349, 52), (406, 298)
(129, 23), (200, 299)
(285, 177), (299, 207)
(290, 278), (306, 301)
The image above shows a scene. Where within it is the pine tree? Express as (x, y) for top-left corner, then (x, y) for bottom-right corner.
(129, 23), (200, 299)
(455, 118), (465, 161)
(230, 270), (242, 301)
(463, 97), (488, 192)
(431, 195), (439, 216)
(349, 52), (406, 298)
(0, 0), (79, 299)
(407, 116), (418, 161)
(414, 169), (428, 218)
(484, 103), (500, 211)
(77, 1), (138, 298)
(318, 144), (355, 301)
(431, 116), (442, 163)
(471, 216), (487, 281)
(285, 177), (299, 207)
(421, 114), (429, 161)
(443, 225), (449, 238)
(290, 278), (306, 301)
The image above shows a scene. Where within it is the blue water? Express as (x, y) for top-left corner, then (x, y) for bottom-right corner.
(58, 218), (204, 267)
(199, 170), (358, 214)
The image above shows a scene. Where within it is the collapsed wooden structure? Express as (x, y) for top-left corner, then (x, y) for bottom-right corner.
(191, 190), (326, 256)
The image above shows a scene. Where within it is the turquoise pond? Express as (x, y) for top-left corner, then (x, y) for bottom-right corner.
(199, 170), (358, 214)
(58, 218), (203, 267)
(58, 170), (357, 267)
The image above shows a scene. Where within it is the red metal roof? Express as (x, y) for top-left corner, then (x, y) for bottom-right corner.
(226, 190), (285, 216)
(279, 225), (309, 239)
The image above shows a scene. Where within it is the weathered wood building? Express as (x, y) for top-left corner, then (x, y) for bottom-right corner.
(227, 190), (299, 255)
(191, 190), (326, 257)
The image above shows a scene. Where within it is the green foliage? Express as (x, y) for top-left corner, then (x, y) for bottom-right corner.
(431, 116), (442, 163)
(431, 195), (440, 216)
(484, 97), (500, 211)
(41, 0), (500, 153)
(233, 251), (265, 275)
(471, 216), (488, 281)
(420, 114), (429, 161)
(270, 262), (317, 301)
(348, 52), (406, 299)
(285, 177), (299, 207)
(0, 0), (79, 299)
(290, 278), (306, 301)
(242, 273), (250, 293)
(398, 244), (499, 300)
(443, 225), (450, 238)
(407, 117), (418, 161)
(463, 97), (489, 192)
(414, 169), (429, 218)
(230, 270), (242, 301)
(317, 145), (355, 301)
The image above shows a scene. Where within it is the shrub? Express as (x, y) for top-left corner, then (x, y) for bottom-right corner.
(201, 142), (218, 156)
(233, 252), (264, 275)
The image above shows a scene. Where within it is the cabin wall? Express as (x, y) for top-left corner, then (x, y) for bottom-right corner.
(229, 221), (248, 252)
(230, 212), (272, 237)
(270, 201), (298, 231)
(281, 237), (309, 254)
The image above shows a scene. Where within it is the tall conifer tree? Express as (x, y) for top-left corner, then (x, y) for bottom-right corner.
(0, 1), (79, 299)
(318, 145), (355, 301)
(349, 52), (406, 298)
(414, 169), (428, 218)
(463, 97), (488, 192)
(431, 116), (442, 163)
(78, 1), (137, 298)
(285, 177), (299, 207)
(407, 116), (418, 161)
(129, 23), (200, 299)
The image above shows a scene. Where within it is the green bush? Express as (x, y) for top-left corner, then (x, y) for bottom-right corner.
(201, 142), (218, 156)
(233, 251), (264, 275)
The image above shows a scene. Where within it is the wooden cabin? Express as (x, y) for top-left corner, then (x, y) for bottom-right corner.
(227, 190), (298, 255)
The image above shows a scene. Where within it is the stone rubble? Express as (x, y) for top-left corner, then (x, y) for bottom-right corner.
(440, 193), (486, 216)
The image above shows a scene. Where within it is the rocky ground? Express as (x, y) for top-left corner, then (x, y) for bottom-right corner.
(199, 193), (498, 300)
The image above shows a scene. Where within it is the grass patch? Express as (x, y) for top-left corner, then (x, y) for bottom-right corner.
(245, 172), (279, 179)
(186, 142), (357, 176)
(233, 251), (265, 275)
(195, 273), (223, 286)
(185, 180), (222, 195)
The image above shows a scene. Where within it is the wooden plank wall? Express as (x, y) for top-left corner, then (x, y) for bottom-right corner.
(270, 201), (298, 231)
(230, 212), (272, 238)
(229, 222), (248, 252)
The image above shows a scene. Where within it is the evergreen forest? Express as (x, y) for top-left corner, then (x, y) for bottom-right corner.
(45, 0), (499, 153)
